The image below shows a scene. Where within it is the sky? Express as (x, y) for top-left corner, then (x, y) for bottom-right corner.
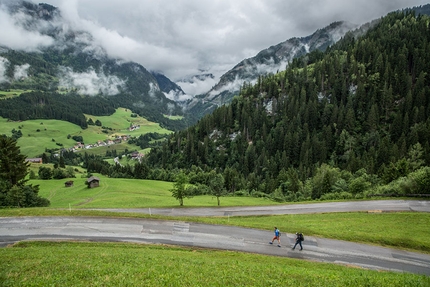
(1, 0), (429, 95)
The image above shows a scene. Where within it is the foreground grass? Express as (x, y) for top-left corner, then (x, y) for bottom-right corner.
(0, 241), (427, 287)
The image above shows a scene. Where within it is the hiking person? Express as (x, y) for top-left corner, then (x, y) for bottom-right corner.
(269, 226), (281, 247)
(292, 232), (304, 250)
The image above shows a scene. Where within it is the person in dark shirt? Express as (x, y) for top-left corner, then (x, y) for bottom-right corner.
(292, 232), (303, 250)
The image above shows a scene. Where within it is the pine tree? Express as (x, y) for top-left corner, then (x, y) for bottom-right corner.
(0, 136), (28, 187)
(0, 136), (49, 207)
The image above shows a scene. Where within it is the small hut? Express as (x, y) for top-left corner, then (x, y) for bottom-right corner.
(86, 176), (100, 188)
(65, 180), (74, 187)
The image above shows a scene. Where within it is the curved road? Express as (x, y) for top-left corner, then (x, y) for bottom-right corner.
(94, 199), (430, 216)
(1, 200), (429, 275)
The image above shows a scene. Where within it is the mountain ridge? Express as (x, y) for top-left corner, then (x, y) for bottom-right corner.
(186, 20), (360, 118)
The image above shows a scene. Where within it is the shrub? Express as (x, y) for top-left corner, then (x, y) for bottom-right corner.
(233, 190), (249, 197)
(250, 190), (269, 198)
(320, 192), (353, 200)
(187, 184), (210, 196)
(408, 166), (430, 195)
(272, 188), (286, 202)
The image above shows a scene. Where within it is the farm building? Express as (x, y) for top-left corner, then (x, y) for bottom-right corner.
(25, 158), (42, 163)
(86, 176), (100, 188)
(65, 180), (74, 187)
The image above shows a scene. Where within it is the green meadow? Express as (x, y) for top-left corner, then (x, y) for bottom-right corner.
(1, 241), (427, 287)
(0, 118), (82, 157)
(84, 107), (172, 138)
(0, 107), (172, 157)
(32, 175), (276, 209)
(0, 89), (32, 99)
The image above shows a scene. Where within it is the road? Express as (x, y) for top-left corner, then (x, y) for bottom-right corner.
(93, 199), (430, 216)
(1, 200), (429, 275)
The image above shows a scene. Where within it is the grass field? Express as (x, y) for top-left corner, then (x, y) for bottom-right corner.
(0, 241), (428, 287)
(32, 175), (276, 208)
(84, 107), (171, 139)
(0, 89), (32, 99)
(0, 107), (172, 157)
(0, 118), (83, 157)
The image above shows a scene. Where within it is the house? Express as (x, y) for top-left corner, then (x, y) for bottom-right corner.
(86, 176), (100, 188)
(25, 158), (42, 163)
(131, 151), (139, 158)
(65, 180), (74, 187)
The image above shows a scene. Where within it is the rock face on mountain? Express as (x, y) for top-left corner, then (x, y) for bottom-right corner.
(186, 21), (359, 118)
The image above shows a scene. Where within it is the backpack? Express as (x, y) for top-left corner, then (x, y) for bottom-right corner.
(299, 233), (304, 241)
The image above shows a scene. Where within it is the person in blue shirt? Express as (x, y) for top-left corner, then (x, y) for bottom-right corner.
(269, 227), (281, 247)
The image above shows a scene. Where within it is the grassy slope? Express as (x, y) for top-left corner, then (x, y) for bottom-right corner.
(0, 107), (172, 157)
(0, 89), (32, 99)
(0, 118), (82, 157)
(1, 241), (427, 287)
(83, 107), (171, 142)
(33, 175), (276, 208)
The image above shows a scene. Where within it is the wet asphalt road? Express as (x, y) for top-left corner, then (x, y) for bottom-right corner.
(1, 200), (429, 275)
(93, 199), (430, 216)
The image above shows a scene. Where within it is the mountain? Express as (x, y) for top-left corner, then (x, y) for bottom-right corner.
(151, 72), (190, 106)
(186, 21), (359, 118)
(144, 9), (430, 200)
(0, 1), (186, 130)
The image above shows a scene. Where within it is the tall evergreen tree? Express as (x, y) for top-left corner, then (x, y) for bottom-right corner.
(0, 136), (49, 207)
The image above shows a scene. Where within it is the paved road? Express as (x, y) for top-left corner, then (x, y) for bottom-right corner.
(93, 199), (430, 216)
(1, 200), (429, 275)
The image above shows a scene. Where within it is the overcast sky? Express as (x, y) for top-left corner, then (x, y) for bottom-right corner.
(2, 0), (429, 94)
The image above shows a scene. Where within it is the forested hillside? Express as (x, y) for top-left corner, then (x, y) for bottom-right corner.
(143, 11), (430, 200)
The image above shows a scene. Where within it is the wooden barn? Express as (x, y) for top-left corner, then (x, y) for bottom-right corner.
(86, 176), (100, 188)
(65, 180), (74, 187)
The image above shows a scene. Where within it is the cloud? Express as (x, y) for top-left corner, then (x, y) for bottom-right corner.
(175, 76), (218, 97)
(13, 63), (30, 80)
(163, 90), (193, 103)
(2, 0), (427, 95)
(58, 66), (126, 96)
(0, 56), (9, 83)
(0, 4), (54, 51)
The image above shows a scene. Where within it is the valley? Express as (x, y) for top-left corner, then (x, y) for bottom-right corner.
(0, 107), (171, 157)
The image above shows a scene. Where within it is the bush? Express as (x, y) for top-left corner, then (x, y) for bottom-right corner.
(370, 179), (405, 196)
(349, 177), (371, 195)
(186, 184), (210, 196)
(408, 167), (430, 195)
(52, 168), (67, 179)
(38, 166), (52, 180)
(320, 192), (353, 200)
(250, 190), (269, 198)
(271, 188), (286, 202)
(233, 190), (249, 197)
(72, 135), (83, 142)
